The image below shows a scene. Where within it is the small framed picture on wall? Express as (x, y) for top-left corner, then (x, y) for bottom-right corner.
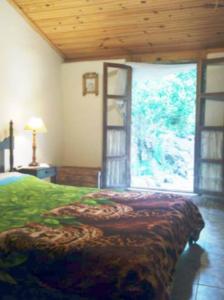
(83, 72), (99, 96)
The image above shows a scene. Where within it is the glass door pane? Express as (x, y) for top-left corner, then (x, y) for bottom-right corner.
(107, 67), (128, 96)
(107, 99), (126, 126)
(107, 130), (126, 157)
(204, 62), (224, 93)
(199, 163), (222, 192)
(201, 131), (223, 160)
(204, 99), (224, 126)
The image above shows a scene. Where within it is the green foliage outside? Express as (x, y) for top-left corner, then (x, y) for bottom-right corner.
(131, 66), (197, 190)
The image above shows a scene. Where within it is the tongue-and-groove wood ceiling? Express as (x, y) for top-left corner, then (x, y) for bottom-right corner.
(9, 0), (224, 61)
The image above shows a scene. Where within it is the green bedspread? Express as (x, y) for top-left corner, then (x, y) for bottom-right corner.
(0, 175), (96, 232)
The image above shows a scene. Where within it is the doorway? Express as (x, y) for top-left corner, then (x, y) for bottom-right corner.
(130, 63), (197, 192)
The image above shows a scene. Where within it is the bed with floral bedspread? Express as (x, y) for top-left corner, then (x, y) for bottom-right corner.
(0, 173), (204, 300)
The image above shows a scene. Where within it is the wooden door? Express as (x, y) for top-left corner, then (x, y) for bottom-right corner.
(195, 58), (224, 196)
(102, 63), (132, 188)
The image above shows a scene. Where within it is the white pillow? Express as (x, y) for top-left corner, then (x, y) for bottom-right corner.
(0, 172), (24, 179)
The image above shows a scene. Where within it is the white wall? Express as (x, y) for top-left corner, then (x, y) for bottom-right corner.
(0, 0), (63, 168)
(61, 59), (125, 168)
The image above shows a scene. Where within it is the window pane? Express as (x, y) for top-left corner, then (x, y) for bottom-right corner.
(201, 131), (223, 159)
(107, 99), (126, 126)
(106, 158), (126, 187)
(107, 130), (126, 156)
(107, 67), (128, 96)
(205, 62), (224, 93)
(199, 163), (222, 192)
(204, 100), (224, 126)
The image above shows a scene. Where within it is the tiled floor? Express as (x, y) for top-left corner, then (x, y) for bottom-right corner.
(171, 200), (224, 300)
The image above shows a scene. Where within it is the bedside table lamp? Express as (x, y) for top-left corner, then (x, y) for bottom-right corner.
(25, 117), (47, 167)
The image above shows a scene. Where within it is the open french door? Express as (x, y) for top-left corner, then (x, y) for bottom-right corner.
(102, 63), (132, 188)
(196, 58), (224, 196)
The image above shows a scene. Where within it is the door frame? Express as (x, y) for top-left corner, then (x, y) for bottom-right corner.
(102, 61), (200, 192)
(194, 60), (201, 194)
(194, 57), (224, 196)
(102, 62), (132, 188)
(130, 61), (199, 193)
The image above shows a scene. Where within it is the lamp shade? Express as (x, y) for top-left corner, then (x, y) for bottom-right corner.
(24, 117), (47, 133)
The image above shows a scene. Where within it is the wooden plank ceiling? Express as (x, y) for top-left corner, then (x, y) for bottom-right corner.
(10, 0), (224, 61)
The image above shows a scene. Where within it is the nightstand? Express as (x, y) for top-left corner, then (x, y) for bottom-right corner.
(16, 166), (57, 183)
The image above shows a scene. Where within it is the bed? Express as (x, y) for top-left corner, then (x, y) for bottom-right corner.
(0, 122), (204, 300)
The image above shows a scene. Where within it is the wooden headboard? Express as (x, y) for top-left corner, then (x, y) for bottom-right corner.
(0, 121), (14, 172)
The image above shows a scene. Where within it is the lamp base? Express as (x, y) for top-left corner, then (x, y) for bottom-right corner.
(29, 162), (39, 167)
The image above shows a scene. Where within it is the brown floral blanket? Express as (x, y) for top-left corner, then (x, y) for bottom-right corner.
(0, 176), (204, 300)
